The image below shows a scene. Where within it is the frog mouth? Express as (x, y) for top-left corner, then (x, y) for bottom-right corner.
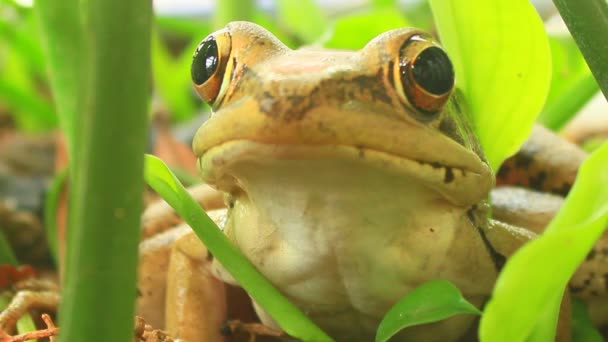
(197, 140), (493, 207)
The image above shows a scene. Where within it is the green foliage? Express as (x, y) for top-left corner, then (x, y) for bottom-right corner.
(0, 228), (17, 266)
(152, 29), (205, 122)
(429, 0), (551, 171)
(375, 280), (480, 342)
(37, 1), (152, 342)
(43, 168), (67, 266)
(323, 8), (409, 49)
(571, 299), (603, 342)
(144, 155), (334, 342)
(553, 0), (608, 101)
(480, 142), (608, 341)
(275, 0), (327, 44)
(539, 34), (600, 129)
(0, 5), (55, 131)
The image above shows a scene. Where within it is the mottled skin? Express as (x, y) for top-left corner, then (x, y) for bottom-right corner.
(134, 22), (605, 341)
(190, 22), (500, 341)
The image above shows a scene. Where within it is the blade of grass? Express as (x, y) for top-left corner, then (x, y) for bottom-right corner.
(0, 228), (18, 266)
(57, 0), (151, 341)
(34, 0), (82, 166)
(42, 168), (67, 266)
(144, 155), (333, 342)
(553, 0), (608, 101)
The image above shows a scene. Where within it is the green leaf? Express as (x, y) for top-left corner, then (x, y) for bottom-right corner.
(43, 168), (68, 266)
(275, 0), (327, 43)
(152, 30), (199, 122)
(553, 0), (608, 101)
(479, 142), (608, 341)
(429, 0), (551, 171)
(323, 8), (409, 49)
(375, 280), (481, 342)
(538, 34), (599, 130)
(143, 155), (334, 342)
(0, 228), (18, 266)
(571, 299), (603, 342)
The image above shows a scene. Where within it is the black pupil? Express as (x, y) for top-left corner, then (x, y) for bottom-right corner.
(411, 47), (454, 95)
(191, 36), (219, 85)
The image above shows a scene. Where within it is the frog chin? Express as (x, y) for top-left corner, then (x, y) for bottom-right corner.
(197, 140), (493, 207)
(198, 138), (497, 338)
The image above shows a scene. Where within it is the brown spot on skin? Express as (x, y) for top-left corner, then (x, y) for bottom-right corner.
(357, 146), (365, 158)
(430, 162), (442, 169)
(231, 57), (238, 83)
(529, 171), (547, 191)
(570, 285), (584, 293)
(429, 228), (435, 233)
(591, 290), (600, 297)
(438, 116), (466, 147)
(587, 249), (597, 261)
(553, 182), (572, 196)
(352, 71), (392, 105)
(496, 164), (510, 179)
(387, 60), (395, 88)
(444, 167), (454, 183)
(514, 152), (535, 169)
(584, 278), (591, 286)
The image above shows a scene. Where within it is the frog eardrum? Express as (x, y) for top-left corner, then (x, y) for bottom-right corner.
(191, 29), (231, 104)
(397, 34), (455, 114)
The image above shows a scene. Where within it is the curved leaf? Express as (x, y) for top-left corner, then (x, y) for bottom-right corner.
(479, 143), (608, 341)
(375, 280), (481, 342)
(429, 0), (551, 170)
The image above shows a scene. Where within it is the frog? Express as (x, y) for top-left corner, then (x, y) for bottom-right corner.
(135, 21), (606, 341)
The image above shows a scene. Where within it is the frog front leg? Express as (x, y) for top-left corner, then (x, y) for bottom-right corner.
(165, 228), (228, 341)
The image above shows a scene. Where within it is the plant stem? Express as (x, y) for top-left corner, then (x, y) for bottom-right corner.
(553, 0), (608, 101)
(57, 0), (151, 341)
(34, 0), (82, 167)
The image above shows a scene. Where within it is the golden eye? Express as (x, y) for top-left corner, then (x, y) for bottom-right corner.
(191, 30), (231, 105)
(399, 34), (454, 114)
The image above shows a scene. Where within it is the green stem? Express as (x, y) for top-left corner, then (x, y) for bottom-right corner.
(57, 0), (151, 341)
(34, 0), (82, 167)
(538, 73), (600, 130)
(553, 0), (608, 101)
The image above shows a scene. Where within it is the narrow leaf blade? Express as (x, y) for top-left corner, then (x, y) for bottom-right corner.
(143, 155), (334, 342)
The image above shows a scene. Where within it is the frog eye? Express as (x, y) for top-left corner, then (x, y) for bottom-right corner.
(397, 34), (454, 115)
(191, 30), (232, 104)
